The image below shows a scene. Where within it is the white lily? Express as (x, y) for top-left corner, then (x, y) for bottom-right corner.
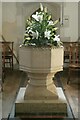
(32, 12), (43, 22)
(44, 7), (47, 13)
(53, 20), (58, 25)
(19, 44), (23, 48)
(38, 14), (43, 22)
(31, 30), (39, 39)
(40, 3), (43, 11)
(53, 27), (58, 31)
(32, 12), (39, 21)
(24, 33), (29, 36)
(48, 15), (51, 20)
(48, 20), (54, 25)
(27, 27), (30, 30)
(54, 35), (60, 42)
(28, 29), (33, 33)
(23, 3), (62, 47)
(35, 30), (39, 39)
(25, 37), (31, 40)
(44, 29), (51, 39)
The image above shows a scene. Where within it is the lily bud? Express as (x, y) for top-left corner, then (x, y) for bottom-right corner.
(48, 15), (51, 20)
(44, 7), (47, 13)
(40, 3), (43, 11)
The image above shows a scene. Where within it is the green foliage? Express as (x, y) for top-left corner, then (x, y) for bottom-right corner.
(23, 3), (63, 47)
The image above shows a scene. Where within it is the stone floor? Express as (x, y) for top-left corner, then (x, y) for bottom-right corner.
(0, 68), (80, 119)
(0, 69), (28, 119)
(59, 68), (80, 119)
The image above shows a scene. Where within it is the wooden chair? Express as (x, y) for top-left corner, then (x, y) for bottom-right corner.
(1, 42), (14, 79)
(63, 42), (70, 63)
(67, 43), (80, 84)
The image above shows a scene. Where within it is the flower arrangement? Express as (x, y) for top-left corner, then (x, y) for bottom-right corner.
(22, 3), (63, 47)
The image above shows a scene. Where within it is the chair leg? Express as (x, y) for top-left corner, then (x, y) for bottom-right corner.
(0, 83), (3, 92)
(9, 58), (13, 70)
(12, 57), (13, 70)
(67, 68), (70, 84)
(9, 59), (12, 68)
(2, 69), (5, 83)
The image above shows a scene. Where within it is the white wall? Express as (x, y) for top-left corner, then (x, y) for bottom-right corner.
(2, 3), (17, 64)
(2, 3), (17, 48)
(0, 2), (2, 39)
(78, 2), (80, 41)
(60, 2), (78, 42)
(2, 2), (78, 43)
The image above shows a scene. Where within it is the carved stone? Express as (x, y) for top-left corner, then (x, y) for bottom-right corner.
(15, 46), (67, 117)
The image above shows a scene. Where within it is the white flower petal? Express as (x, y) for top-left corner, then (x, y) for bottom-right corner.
(54, 35), (60, 42)
(40, 3), (43, 11)
(45, 29), (51, 39)
(36, 30), (39, 39)
(19, 44), (23, 48)
(48, 20), (54, 25)
(32, 14), (39, 21)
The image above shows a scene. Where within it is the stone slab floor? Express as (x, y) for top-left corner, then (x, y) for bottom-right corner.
(0, 68), (80, 119)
